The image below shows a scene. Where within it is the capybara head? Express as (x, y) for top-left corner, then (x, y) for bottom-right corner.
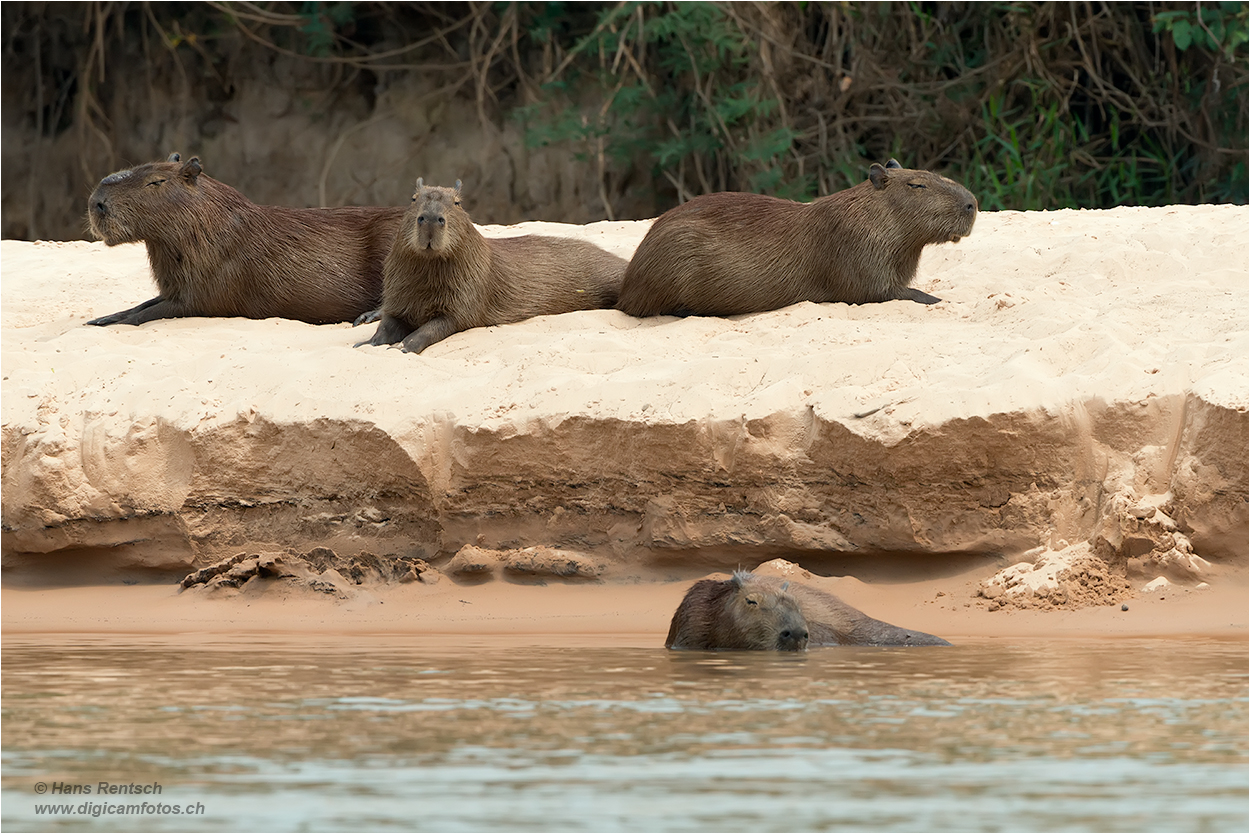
(721, 571), (810, 651)
(88, 152), (204, 246)
(866, 157), (977, 244)
(401, 177), (466, 255)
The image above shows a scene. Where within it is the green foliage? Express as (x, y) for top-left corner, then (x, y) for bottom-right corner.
(1153, 3), (1249, 56)
(516, 2), (808, 207)
(297, 2), (357, 57)
(513, 1), (1247, 213)
(5, 0), (1246, 237)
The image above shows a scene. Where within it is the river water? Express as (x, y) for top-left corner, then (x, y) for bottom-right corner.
(2, 636), (1246, 832)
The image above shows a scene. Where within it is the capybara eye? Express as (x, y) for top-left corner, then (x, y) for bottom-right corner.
(438, 217), (445, 226)
(746, 597), (758, 606)
(908, 182), (926, 189)
(146, 179), (165, 188)
(417, 216), (425, 225)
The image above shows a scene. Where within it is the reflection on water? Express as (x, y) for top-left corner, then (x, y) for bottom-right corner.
(3, 637), (1246, 832)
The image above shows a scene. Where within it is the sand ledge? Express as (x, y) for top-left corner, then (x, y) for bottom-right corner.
(2, 206), (1247, 615)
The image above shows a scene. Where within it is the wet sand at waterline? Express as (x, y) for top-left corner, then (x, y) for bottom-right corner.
(3, 561), (1245, 643)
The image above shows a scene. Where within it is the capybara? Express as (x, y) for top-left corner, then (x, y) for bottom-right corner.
(666, 570), (951, 650)
(665, 570), (811, 651)
(358, 178), (626, 354)
(617, 158), (977, 316)
(85, 153), (404, 326)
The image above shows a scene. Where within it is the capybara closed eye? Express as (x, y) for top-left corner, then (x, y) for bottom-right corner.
(360, 178), (626, 354)
(85, 152), (404, 326)
(617, 158), (977, 317)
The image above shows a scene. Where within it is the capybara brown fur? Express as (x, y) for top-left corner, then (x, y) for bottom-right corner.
(665, 570), (951, 650)
(665, 570), (811, 651)
(359, 179), (626, 354)
(86, 153), (404, 326)
(617, 158), (977, 317)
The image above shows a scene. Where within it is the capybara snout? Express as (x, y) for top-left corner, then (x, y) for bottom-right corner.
(776, 624), (810, 651)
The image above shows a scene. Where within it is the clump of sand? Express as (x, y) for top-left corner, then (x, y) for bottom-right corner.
(444, 544), (603, 582)
(180, 548), (439, 597)
(978, 542), (1132, 611)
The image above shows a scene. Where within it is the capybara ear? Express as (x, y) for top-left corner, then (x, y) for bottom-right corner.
(885, 158), (903, 169)
(167, 152), (181, 163)
(180, 157), (202, 184)
(869, 163), (890, 190)
(454, 179), (463, 205)
(415, 177), (424, 190)
(731, 569), (750, 588)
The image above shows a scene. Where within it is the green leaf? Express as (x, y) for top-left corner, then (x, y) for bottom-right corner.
(1172, 19), (1193, 51)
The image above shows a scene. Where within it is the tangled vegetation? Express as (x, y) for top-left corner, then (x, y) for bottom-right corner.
(2, 1), (1246, 236)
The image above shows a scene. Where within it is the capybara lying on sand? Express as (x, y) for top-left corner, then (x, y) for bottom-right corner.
(359, 179), (626, 354)
(617, 158), (977, 317)
(86, 153), (403, 326)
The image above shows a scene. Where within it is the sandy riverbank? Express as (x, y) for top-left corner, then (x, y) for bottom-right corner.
(2, 205), (1247, 643)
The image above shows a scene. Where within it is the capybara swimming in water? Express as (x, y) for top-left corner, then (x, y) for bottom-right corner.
(666, 570), (951, 650)
(665, 570), (810, 651)
(359, 178), (626, 354)
(617, 158), (977, 317)
(86, 153), (404, 326)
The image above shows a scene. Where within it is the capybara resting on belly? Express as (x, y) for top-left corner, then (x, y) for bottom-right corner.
(665, 570), (810, 651)
(359, 178), (626, 354)
(617, 158), (977, 317)
(85, 153), (404, 326)
(666, 570), (950, 650)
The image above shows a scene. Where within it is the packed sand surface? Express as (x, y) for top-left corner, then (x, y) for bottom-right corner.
(2, 205), (1247, 640)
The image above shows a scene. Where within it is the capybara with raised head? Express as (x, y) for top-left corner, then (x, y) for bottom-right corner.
(665, 570), (811, 651)
(617, 158), (977, 317)
(665, 570), (951, 650)
(359, 178), (626, 354)
(85, 152), (404, 326)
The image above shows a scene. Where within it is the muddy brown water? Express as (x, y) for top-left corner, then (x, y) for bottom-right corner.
(2, 636), (1246, 832)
